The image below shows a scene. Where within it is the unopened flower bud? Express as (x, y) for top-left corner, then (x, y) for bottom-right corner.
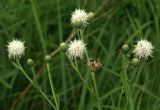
(27, 59), (34, 66)
(45, 55), (52, 62)
(122, 44), (129, 53)
(60, 42), (67, 50)
(88, 12), (95, 20)
(131, 58), (140, 67)
(87, 58), (102, 72)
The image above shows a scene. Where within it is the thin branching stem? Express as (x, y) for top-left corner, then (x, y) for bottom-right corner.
(120, 54), (133, 109)
(31, 66), (38, 84)
(91, 72), (102, 110)
(13, 60), (56, 109)
(67, 56), (92, 92)
(46, 62), (60, 110)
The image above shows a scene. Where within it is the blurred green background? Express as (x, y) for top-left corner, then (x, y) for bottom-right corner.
(0, 0), (160, 110)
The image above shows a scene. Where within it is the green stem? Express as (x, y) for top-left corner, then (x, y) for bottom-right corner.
(56, 0), (67, 108)
(29, 0), (47, 55)
(46, 63), (59, 110)
(129, 68), (137, 110)
(67, 56), (91, 92)
(78, 29), (90, 63)
(91, 72), (102, 110)
(31, 66), (38, 84)
(121, 54), (132, 109)
(130, 68), (137, 84)
(79, 29), (84, 41)
(13, 60), (56, 109)
(75, 63), (91, 92)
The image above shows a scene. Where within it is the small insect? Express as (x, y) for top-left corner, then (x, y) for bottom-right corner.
(87, 58), (102, 72)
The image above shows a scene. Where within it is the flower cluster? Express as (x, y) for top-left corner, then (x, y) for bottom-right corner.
(67, 9), (92, 59)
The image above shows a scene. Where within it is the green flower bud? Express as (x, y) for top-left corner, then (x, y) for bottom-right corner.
(131, 58), (140, 67)
(45, 55), (52, 62)
(60, 42), (67, 50)
(88, 12), (95, 20)
(27, 59), (34, 66)
(122, 44), (129, 53)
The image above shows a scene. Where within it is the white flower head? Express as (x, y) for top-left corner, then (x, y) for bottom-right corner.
(67, 39), (86, 59)
(7, 39), (25, 59)
(133, 39), (153, 60)
(71, 9), (88, 28)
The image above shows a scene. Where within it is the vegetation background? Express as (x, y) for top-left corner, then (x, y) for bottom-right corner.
(0, 0), (160, 110)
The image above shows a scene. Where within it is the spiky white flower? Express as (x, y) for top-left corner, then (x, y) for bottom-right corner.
(71, 9), (88, 28)
(7, 39), (25, 59)
(67, 39), (86, 59)
(133, 39), (153, 60)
